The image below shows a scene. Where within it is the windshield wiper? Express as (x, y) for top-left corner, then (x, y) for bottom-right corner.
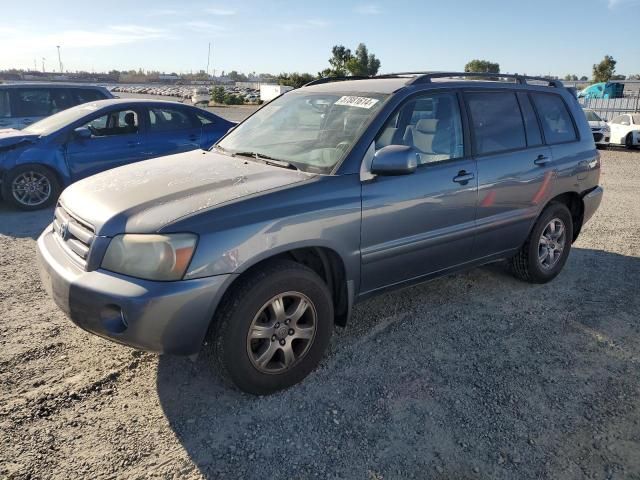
(232, 151), (299, 170)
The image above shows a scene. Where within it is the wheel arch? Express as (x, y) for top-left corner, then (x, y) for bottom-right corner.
(541, 191), (584, 242)
(213, 246), (353, 328)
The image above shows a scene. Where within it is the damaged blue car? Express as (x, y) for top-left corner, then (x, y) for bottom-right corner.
(0, 99), (233, 210)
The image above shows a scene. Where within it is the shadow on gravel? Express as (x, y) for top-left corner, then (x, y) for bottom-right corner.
(0, 203), (53, 239)
(157, 248), (640, 479)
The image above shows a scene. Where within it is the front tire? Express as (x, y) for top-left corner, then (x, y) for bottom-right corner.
(510, 202), (573, 284)
(210, 259), (334, 395)
(625, 133), (637, 149)
(2, 165), (60, 210)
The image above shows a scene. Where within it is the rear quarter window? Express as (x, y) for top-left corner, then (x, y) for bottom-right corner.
(73, 89), (108, 104)
(14, 88), (54, 117)
(531, 93), (577, 144)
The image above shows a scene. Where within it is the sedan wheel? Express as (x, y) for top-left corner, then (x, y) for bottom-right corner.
(538, 218), (566, 270)
(11, 171), (52, 207)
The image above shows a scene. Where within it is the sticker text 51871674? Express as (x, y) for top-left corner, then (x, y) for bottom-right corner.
(334, 96), (380, 109)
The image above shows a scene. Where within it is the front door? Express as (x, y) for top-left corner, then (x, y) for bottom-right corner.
(66, 107), (147, 181)
(360, 91), (478, 294)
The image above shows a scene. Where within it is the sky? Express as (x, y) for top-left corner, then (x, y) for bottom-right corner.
(1, 0), (639, 78)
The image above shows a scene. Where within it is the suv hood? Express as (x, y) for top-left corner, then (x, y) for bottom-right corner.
(0, 129), (39, 150)
(60, 150), (312, 236)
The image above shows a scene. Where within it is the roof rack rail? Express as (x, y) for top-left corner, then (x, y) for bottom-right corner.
(396, 71), (564, 88)
(303, 75), (370, 87)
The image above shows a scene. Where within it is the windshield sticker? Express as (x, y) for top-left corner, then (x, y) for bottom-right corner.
(334, 96), (379, 109)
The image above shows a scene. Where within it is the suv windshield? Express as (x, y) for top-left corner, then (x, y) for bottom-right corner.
(24, 103), (101, 135)
(584, 110), (603, 122)
(216, 90), (388, 173)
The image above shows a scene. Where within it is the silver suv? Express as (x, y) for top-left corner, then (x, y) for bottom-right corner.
(37, 72), (603, 394)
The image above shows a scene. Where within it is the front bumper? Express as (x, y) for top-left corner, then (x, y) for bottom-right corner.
(582, 186), (603, 225)
(37, 225), (234, 355)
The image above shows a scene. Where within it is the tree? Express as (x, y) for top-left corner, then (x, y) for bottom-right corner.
(277, 72), (317, 88)
(345, 43), (380, 76)
(212, 86), (225, 104)
(464, 59), (500, 74)
(227, 70), (248, 82)
(580, 76), (589, 81)
(592, 55), (616, 83)
(564, 74), (578, 81)
(323, 43), (381, 77)
(611, 74), (626, 80)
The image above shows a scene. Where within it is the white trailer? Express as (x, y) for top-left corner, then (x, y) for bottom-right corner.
(260, 84), (293, 102)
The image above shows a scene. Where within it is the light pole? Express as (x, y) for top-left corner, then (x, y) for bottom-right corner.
(42, 57), (46, 73)
(56, 45), (63, 73)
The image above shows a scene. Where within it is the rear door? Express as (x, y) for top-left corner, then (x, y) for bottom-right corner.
(144, 105), (202, 158)
(360, 90), (478, 294)
(65, 107), (147, 180)
(465, 89), (554, 258)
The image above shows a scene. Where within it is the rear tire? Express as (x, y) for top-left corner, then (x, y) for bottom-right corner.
(209, 259), (333, 395)
(510, 202), (573, 284)
(2, 165), (60, 211)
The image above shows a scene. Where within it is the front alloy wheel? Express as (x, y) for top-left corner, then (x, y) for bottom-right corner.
(3, 165), (60, 210)
(247, 292), (317, 374)
(211, 259), (333, 394)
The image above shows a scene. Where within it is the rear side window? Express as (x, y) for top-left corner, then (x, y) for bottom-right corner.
(466, 91), (526, 155)
(531, 93), (577, 144)
(0, 91), (10, 118)
(74, 89), (107, 104)
(148, 108), (195, 131)
(14, 89), (54, 117)
(197, 113), (213, 125)
(517, 92), (543, 147)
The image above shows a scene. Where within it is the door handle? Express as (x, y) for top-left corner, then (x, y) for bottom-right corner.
(534, 154), (550, 166)
(453, 171), (475, 184)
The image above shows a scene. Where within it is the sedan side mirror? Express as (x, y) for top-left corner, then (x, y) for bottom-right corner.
(371, 145), (419, 176)
(73, 127), (92, 139)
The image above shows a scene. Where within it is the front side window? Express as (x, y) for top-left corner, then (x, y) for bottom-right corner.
(14, 89), (54, 117)
(531, 93), (577, 144)
(375, 92), (464, 164)
(584, 110), (603, 122)
(0, 91), (10, 118)
(466, 91), (526, 155)
(620, 116), (631, 126)
(610, 115), (625, 125)
(82, 109), (139, 137)
(197, 113), (213, 125)
(148, 108), (195, 131)
(217, 91), (388, 173)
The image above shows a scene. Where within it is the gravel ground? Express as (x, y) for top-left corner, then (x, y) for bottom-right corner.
(1, 148), (639, 480)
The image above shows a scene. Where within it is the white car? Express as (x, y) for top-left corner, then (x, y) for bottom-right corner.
(584, 109), (610, 148)
(608, 113), (640, 148)
(191, 87), (210, 105)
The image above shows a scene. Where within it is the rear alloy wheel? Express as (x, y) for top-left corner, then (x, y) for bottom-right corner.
(210, 259), (333, 394)
(510, 202), (573, 283)
(3, 165), (60, 210)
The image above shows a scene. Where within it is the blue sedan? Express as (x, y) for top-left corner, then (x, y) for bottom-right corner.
(0, 99), (234, 210)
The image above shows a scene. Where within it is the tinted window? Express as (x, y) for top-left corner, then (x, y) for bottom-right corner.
(531, 93), (577, 144)
(610, 115), (625, 124)
(148, 108), (195, 131)
(620, 116), (631, 125)
(74, 89), (107, 104)
(375, 92), (464, 164)
(632, 114), (640, 125)
(0, 91), (10, 118)
(517, 92), (543, 146)
(197, 113), (213, 125)
(14, 89), (54, 117)
(466, 91), (526, 155)
(82, 109), (139, 137)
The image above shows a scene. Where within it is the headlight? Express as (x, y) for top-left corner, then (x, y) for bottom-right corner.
(101, 233), (198, 281)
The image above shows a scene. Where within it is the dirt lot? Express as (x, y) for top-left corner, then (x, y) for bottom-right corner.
(1, 147), (639, 480)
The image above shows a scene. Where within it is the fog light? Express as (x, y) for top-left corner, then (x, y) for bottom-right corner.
(100, 305), (128, 334)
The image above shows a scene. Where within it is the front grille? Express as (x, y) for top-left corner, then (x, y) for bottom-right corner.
(52, 204), (95, 265)
(593, 133), (604, 142)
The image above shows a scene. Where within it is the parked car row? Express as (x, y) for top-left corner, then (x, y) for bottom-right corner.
(35, 73), (603, 394)
(582, 108), (640, 149)
(109, 84), (261, 104)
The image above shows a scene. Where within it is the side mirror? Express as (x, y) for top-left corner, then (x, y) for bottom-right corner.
(73, 127), (92, 139)
(371, 145), (418, 176)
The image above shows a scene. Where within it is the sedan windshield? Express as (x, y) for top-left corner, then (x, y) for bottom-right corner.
(23, 103), (101, 135)
(584, 110), (603, 122)
(216, 91), (388, 173)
